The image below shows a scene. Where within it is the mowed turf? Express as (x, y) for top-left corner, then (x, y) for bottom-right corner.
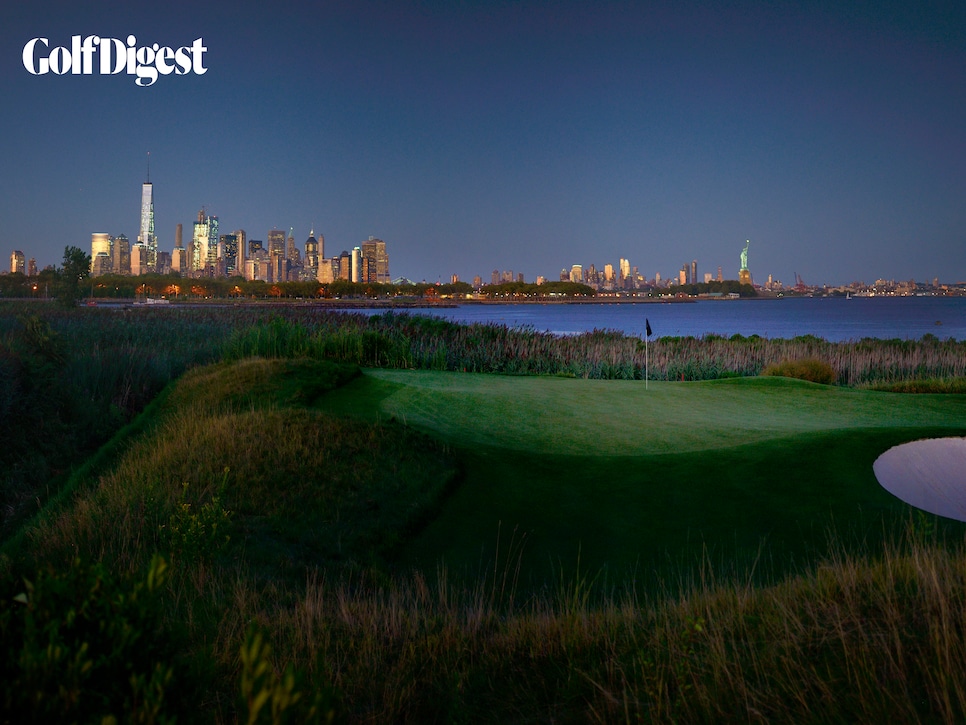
(319, 371), (966, 587)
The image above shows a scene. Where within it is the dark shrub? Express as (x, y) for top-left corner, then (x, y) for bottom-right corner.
(762, 358), (836, 384)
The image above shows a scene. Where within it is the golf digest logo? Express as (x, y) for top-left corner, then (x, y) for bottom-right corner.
(23, 36), (207, 87)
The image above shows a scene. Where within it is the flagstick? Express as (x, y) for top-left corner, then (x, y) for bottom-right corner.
(644, 318), (652, 390)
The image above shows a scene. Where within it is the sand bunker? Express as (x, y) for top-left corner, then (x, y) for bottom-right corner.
(873, 437), (966, 521)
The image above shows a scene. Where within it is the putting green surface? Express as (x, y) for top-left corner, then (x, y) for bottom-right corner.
(318, 371), (966, 586)
(322, 370), (966, 455)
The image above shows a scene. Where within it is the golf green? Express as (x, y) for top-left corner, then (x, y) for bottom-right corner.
(319, 371), (966, 587)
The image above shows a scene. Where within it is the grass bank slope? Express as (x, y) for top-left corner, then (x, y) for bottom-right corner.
(319, 370), (966, 584)
(1, 357), (460, 722)
(10, 357), (459, 583)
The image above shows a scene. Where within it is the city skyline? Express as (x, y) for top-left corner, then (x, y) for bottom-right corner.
(1, 1), (964, 285)
(41, 164), (772, 288)
(0, 163), (946, 289)
(0, 161), (954, 289)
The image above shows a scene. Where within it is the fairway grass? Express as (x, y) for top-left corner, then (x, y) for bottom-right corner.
(319, 370), (966, 585)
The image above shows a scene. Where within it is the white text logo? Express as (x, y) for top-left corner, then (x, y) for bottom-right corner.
(23, 36), (208, 87)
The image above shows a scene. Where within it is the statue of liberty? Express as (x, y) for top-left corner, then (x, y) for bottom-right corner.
(738, 240), (752, 286)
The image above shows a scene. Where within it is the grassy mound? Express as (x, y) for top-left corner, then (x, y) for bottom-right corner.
(1, 357), (457, 720)
(17, 358), (457, 580)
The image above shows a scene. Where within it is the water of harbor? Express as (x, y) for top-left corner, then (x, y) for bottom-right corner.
(358, 296), (966, 342)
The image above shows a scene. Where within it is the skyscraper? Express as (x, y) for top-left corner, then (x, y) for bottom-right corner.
(267, 229), (285, 257)
(286, 228), (300, 263)
(234, 230), (247, 274)
(206, 215), (219, 269)
(351, 247), (362, 283)
(91, 233), (112, 276)
(191, 210), (209, 273)
(188, 209), (218, 274)
(220, 234), (239, 276)
(172, 224), (186, 273)
(360, 237), (389, 283)
(304, 230), (319, 280)
(113, 235), (130, 275)
(10, 250), (25, 274)
(131, 243), (146, 276)
(138, 168), (157, 272)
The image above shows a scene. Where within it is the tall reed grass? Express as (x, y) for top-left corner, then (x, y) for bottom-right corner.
(219, 310), (966, 384)
(148, 522), (966, 723)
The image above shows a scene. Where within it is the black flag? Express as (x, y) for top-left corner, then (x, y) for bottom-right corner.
(645, 318), (652, 337)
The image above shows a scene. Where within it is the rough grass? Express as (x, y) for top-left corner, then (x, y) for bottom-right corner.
(16, 358), (457, 583)
(247, 525), (966, 724)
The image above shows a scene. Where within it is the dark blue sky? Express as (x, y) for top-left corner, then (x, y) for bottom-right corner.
(2, 0), (964, 285)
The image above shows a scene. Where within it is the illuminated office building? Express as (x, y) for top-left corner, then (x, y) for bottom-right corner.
(190, 210), (219, 273)
(360, 237), (389, 283)
(138, 179), (157, 272)
(234, 230), (246, 273)
(220, 234), (239, 276)
(304, 230), (319, 280)
(286, 228), (300, 264)
(91, 233), (112, 275)
(351, 247), (361, 283)
(172, 224), (185, 273)
(267, 229), (285, 256)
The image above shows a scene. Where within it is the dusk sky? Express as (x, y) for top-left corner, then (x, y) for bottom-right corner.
(2, 0), (964, 285)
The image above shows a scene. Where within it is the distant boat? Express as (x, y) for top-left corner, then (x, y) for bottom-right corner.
(846, 291), (852, 300)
